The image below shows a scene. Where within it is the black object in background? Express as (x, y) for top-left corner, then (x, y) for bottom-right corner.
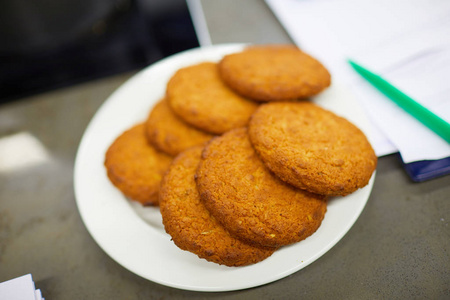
(0, 0), (199, 103)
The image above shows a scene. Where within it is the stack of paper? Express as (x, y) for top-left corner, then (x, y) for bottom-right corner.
(265, 0), (450, 164)
(0, 274), (44, 300)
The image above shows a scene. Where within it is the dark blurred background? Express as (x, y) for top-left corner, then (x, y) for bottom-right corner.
(0, 0), (199, 103)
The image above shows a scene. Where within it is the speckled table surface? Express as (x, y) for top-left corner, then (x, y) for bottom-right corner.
(1, 1), (449, 299)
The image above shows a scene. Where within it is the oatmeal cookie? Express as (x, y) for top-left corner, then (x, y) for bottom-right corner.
(160, 146), (276, 266)
(248, 102), (377, 196)
(104, 123), (172, 205)
(166, 62), (258, 134)
(196, 128), (327, 248)
(218, 45), (331, 101)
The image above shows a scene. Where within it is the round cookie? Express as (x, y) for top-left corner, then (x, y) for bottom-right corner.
(196, 128), (327, 248)
(104, 123), (172, 206)
(166, 62), (258, 134)
(145, 99), (214, 156)
(218, 45), (331, 101)
(160, 146), (276, 266)
(248, 102), (377, 196)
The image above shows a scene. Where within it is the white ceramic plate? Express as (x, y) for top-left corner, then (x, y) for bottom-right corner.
(74, 44), (375, 292)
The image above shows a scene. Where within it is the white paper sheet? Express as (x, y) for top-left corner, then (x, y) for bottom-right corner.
(0, 274), (44, 300)
(266, 0), (450, 162)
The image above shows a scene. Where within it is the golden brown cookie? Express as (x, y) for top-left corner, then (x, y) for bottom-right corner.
(104, 123), (172, 205)
(160, 146), (276, 266)
(248, 102), (377, 196)
(218, 45), (331, 101)
(196, 128), (327, 248)
(145, 99), (214, 156)
(166, 62), (258, 134)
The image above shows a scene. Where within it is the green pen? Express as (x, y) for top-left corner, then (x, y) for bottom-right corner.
(348, 59), (450, 144)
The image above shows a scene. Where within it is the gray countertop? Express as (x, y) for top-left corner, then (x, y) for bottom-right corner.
(1, 0), (449, 299)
